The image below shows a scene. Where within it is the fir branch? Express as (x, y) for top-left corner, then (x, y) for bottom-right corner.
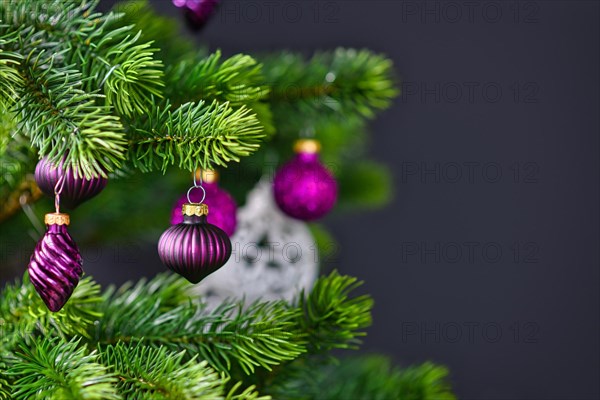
(6, 337), (119, 400)
(14, 51), (127, 178)
(225, 381), (270, 400)
(94, 276), (305, 375)
(92, 29), (164, 117)
(268, 355), (455, 400)
(73, 23), (165, 117)
(261, 48), (398, 121)
(128, 100), (265, 172)
(295, 270), (373, 353)
(99, 342), (226, 399)
(0, 364), (10, 400)
(0, 46), (23, 109)
(0, 275), (103, 353)
(167, 51), (269, 107)
(1, 0), (164, 118)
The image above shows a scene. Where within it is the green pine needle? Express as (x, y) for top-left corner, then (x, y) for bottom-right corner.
(295, 270), (374, 353)
(128, 100), (265, 172)
(167, 51), (269, 107)
(7, 337), (119, 400)
(0, 275), (103, 352)
(99, 342), (226, 399)
(268, 355), (455, 400)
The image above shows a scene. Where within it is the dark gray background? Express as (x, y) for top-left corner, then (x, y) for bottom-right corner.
(93, 1), (599, 398)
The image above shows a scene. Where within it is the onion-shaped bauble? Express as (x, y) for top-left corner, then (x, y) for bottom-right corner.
(273, 139), (338, 221)
(28, 213), (83, 312)
(170, 173), (237, 236)
(159, 204), (232, 284)
(35, 157), (107, 209)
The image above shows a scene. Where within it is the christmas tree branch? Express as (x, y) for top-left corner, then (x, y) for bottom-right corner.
(0, 275), (103, 355)
(17, 55), (127, 177)
(261, 48), (398, 124)
(294, 270), (373, 353)
(0, 46), (22, 109)
(126, 100), (265, 172)
(166, 51), (269, 108)
(75, 26), (165, 118)
(1, 0), (165, 118)
(268, 355), (456, 400)
(94, 290), (305, 375)
(7, 337), (120, 400)
(0, 270), (453, 398)
(99, 342), (241, 399)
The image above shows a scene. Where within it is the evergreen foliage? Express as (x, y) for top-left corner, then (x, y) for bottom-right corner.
(0, 272), (453, 398)
(0, 0), (455, 398)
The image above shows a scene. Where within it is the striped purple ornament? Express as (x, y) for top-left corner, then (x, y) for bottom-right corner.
(158, 204), (232, 284)
(35, 157), (107, 209)
(28, 213), (83, 312)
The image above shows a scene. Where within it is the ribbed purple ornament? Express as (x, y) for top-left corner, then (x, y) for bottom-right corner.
(28, 218), (83, 312)
(273, 152), (338, 221)
(35, 157), (107, 209)
(170, 182), (237, 236)
(158, 212), (232, 284)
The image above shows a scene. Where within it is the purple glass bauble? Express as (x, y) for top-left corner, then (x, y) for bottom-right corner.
(35, 157), (107, 209)
(28, 215), (83, 312)
(172, 0), (220, 30)
(158, 211), (232, 284)
(170, 182), (237, 236)
(273, 152), (338, 221)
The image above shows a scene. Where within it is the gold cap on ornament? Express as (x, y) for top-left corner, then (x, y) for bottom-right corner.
(195, 169), (219, 184)
(45, 213), (70, 226)
(182, 203), (209, 217)
(293, 139), (321, 154)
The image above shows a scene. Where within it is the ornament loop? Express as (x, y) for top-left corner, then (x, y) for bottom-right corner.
(193, 167), (203, 187)
(54, 174), (66, 213)
(187, 185), (206, 204)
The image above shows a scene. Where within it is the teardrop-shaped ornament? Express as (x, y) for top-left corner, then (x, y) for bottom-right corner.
(28, 213), (83, 312)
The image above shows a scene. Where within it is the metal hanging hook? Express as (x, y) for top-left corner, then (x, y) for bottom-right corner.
(186, 185), (206, 205)
(193, 167), (203, 188)
(187, 167), (206, 204)
(54, 174), (66, 213)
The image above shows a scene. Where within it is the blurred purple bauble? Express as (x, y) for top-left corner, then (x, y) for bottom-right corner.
(170, 182), (237, 236)
(35, 157), (107, 209)
(159, 206), (232, 284)
(173, 0), (220, 30)
(28, 213), (83, 312)
(273, 139), (338, 221)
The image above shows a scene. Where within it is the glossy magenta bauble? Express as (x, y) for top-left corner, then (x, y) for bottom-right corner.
(273, 140), (337, 221)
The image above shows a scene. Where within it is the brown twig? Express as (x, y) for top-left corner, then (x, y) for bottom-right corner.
(0, 175), (43, 223)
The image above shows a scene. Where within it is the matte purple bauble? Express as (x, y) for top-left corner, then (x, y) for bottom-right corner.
(28, 214), (83, 312)
(158, 208), (232, 284)
(273, 143), (338, 221)
(172, 0), (220, 30)
(35, 157), (107, 209)
(170, 182), (237, 236)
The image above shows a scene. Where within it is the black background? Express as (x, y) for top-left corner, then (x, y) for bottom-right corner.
(94, 0), (598, 398)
